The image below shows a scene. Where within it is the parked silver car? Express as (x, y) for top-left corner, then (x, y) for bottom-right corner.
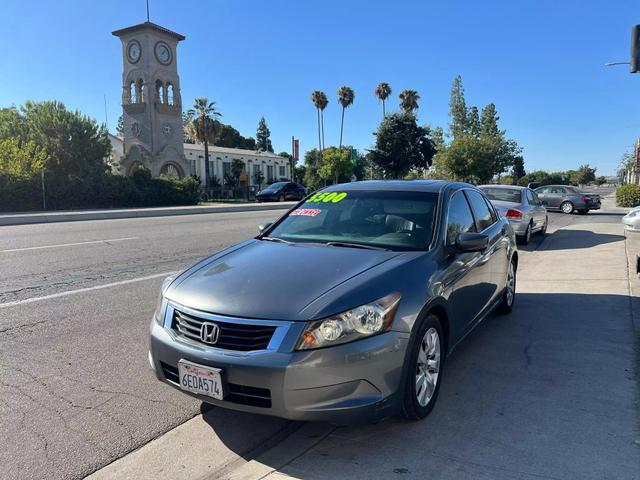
(534, 185), (601, 214)
(149, 181), (518, 424)
(479, 185), (547, 245)
(622, 206), (640, 232)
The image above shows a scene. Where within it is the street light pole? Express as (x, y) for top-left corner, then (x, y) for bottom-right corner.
(41, 171), (46, 210)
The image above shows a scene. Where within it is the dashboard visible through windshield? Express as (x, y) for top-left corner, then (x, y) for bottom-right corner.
(265, 190), (439, 250)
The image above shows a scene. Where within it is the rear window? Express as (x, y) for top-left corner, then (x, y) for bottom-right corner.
(480, 187), (522, 203)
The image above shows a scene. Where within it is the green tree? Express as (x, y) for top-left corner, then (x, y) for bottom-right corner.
(318, 146), (353, 184)
(511, 155), (526, 181)
(0, 107), (27, 140)
(398, 89), (420, 113)
(19, 100), (111, 179)
(596, 176), (607, 185)
(0, 138), (47, 179)
(311, 91), (328, 155)
(480, 103), (500, 138)
(187, 98), (222, 189)
(468, 106), (480, 138)
(337, 86), (355, 149)
(216, 123), (256, 150)
(303, 148), (323, 190)
(293, 164), (306, 184)
(570, 164), (596, 185)
(375, 82), (392, 118)
(256, 116), (273, 152)
(116, 115), (125, 136)
(449, 75), (468, 139)
(370, 113), (436, 178)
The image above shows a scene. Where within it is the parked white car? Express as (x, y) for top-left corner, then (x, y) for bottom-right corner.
(622, 206), (640, 232)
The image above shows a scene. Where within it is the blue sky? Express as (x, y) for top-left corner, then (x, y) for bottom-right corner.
(0, 0), (638, 176)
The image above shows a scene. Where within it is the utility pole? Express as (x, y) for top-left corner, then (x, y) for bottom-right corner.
(41, 171), (46, 210)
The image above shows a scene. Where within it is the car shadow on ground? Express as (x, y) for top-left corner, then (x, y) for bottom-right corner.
(200, 291), (637, 480)
(518, 228), (624, 252)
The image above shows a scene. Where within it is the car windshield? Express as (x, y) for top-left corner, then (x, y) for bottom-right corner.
(265, 190), (438, 250)
(263, 182), (286, 191)
(480, 188), (522, 203)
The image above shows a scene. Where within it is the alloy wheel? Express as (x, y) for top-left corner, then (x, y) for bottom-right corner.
(506, 261), (515, 307)
(561, 201), (573, 214)
(415, 327), (441, 407)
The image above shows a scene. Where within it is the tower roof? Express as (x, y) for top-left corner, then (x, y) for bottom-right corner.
(112, 21), (185, 41)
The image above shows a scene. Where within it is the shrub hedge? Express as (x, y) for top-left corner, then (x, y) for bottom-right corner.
(0, 170), (201, 212)
(616, 184), (640, 208)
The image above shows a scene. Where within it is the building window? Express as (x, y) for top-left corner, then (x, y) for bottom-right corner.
(279, 166), (285, 177)
(267, 165), (274, 181)
(190, 159), (196, 176)
(208, 160), (214, 177)
(223, 162), (231, 178)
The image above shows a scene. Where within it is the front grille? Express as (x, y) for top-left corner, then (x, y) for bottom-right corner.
(160, 362), (272, 408)
(172, 310), (276, 351)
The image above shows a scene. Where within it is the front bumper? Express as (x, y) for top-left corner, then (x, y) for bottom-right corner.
(149, 311), (409, 424)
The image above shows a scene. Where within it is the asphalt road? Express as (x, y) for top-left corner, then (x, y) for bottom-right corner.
(0, 207), (630, 480)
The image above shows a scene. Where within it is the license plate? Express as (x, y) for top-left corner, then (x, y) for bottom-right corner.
(178, 360), (224, 400)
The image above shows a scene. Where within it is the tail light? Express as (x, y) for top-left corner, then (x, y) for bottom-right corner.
(581, 195), (589, 201)
(505, 209), (523, 219)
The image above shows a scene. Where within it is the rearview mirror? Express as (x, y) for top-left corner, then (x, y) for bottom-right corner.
(258, 223), (272, 233)
(455, 232), (489, 252)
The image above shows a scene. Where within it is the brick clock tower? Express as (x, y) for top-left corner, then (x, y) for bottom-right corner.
(112, 22), (188, 177)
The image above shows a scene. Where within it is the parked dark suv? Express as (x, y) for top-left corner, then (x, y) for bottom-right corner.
(534, 185), (601, 214)
(256, 182), (306, 202)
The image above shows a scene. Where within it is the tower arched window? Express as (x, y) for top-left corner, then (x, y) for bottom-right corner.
(137, 79), (145, 103)
(129, 81), (137, 103)
(166, 83), (174, 105)
(155, 80), (165, 104)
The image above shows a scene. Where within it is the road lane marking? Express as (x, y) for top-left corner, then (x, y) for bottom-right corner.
(0, 237), (139, 253)
(0, 271), (177, 310)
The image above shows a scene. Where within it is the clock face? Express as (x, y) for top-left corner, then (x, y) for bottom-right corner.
(127, 40), (141, 63)
(154, 42), (172, 65)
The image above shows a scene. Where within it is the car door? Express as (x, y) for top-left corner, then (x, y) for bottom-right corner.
(525, 189), (542, 229)
(546, 187), (565, 209)
(441, 190), (486, 339)
(283, 183), (295, 200)
(535, 186), (549, 207)
(464, 189), (507, 314)
(530, 190), (546, 226)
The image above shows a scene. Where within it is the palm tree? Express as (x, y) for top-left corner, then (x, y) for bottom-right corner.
(311, 90), (329, 154)
(398, 89), (420, 114)
(188, 98), (221, 190)
(337, 86), (355, 149)
(374, 82), (392, 118)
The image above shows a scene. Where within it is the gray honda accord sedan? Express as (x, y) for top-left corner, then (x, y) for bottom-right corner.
(149, 181), (518, 423)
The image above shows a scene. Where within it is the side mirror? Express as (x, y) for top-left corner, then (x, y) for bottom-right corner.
(455, 232), (489, 252)
(258, 222), (272, 234)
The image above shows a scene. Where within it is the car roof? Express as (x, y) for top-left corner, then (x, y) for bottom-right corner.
(478, 184), (527, 190)
(321, 180), (471, 194)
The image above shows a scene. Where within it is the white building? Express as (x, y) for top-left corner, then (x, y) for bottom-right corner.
(108, 134), (291, 186)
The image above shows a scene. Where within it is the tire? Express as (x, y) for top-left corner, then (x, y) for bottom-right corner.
(517, 223), (531, 245)
(578, 209), (588, 215)
(497, 257), (516, 314)
(278, 194), (285, 202)
(536, 217), (548, 236)
(560, 201), (574, 214)
(402, 314), (444, 420)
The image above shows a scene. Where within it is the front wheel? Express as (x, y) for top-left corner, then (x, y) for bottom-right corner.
(497, 258), (516, 314)
(560, 201), (574, 214)
(402, 314), (444, 420)
(278, 194), (285, 202)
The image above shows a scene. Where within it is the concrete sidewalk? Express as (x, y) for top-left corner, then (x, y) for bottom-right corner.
(88, 221), (639, 480)
(0, 202), (296, 226)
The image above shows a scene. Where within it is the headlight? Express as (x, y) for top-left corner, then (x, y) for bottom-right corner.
(296, 292), (401, 350)
(628, 211), (638, 218)
(154, 275), (176, 325)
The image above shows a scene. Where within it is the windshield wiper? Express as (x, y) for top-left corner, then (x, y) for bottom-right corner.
(325, 241), (390, 251)
(261, 236), (293, 244)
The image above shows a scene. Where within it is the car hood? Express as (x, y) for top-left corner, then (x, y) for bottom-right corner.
(166, 239), (402, 320)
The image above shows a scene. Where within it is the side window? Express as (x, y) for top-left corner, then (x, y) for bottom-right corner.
(446, 191), (476, 245)
(484, 197), (498, 222)
(536, 187), (549, 194)
(465, 190), (495, 231)
(525, 190), (535, 204)
(531, 192), (541, 205)
(550, 187), (563, 194)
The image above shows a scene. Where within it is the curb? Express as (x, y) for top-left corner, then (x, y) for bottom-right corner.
(0, 203), (296, 227)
